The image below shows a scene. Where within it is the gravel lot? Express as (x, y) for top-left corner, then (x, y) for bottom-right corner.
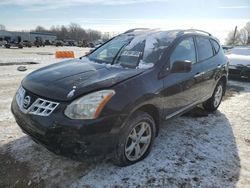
(0, 47), (249, 188)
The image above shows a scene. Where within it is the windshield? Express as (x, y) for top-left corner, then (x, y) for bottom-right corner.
(88, 31), (178, 68)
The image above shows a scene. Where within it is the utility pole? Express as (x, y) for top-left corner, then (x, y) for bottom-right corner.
(232, 26), (237, 46)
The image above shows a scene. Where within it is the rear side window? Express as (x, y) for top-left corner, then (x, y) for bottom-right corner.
(196, 37), (213, 61)
(170, 37), (196, 64)
(210, 39), (220, 54)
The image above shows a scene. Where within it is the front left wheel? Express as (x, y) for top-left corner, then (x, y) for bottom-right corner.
(113, 111), (156, 166)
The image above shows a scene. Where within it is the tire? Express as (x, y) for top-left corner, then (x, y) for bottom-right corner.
(203, 80), (225, 112)
(113, 111), (156, 166)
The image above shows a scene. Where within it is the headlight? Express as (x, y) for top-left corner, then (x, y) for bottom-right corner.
(64, 90), (115, 119)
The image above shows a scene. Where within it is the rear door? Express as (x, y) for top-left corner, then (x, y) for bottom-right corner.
(194, 36), (218, 99)
(162, 36), (203, 117)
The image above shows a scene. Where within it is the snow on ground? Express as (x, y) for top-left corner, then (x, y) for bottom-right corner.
(0, 47), (250, 187)
(0, 46), (90, 65)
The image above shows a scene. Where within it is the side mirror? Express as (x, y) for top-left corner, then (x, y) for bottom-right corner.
(171, 60), (192, 73)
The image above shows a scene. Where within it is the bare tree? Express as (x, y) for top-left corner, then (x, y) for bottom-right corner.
(102, 32), (112, 42)
(34, 26), (47, 32)
(60, 25), (69, 40)
(226, 30), (240, 45)
(33, 23), (103, 42)
(245, 22), (250, 44)
(86, 29), (102, 42)
(47, 23), (102, 42)
(239, 29), (249, 45)
(68, 23), (87, 41)
(226, 21), (250, 45)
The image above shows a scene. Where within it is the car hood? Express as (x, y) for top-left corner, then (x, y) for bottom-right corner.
(22, 58), (144, 101)
(226, 54), (250, 66)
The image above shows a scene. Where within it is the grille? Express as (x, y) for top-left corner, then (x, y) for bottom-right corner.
(29, 98), (59, 116)
(16, 86), (59, 116)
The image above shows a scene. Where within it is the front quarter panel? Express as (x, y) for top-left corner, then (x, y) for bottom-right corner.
(101, 68), (164, 131)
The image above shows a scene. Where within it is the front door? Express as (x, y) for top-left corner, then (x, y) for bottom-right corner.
(161, 36), (203, 117)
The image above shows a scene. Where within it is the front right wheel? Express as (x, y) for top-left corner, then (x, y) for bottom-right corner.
(203, 80), (225, 112)
(113, 111), (156, 166)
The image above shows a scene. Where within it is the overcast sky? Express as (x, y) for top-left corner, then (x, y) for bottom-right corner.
(0, 0), (249, 43)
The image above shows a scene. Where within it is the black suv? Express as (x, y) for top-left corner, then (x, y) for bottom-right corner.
(11, 29), (228, 166)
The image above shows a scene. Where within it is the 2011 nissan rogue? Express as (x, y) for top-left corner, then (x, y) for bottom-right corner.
(11, 29), (228, 166)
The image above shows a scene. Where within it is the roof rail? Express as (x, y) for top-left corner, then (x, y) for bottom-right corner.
(184, 29), (212, 36)
(123, 28), (149, 34)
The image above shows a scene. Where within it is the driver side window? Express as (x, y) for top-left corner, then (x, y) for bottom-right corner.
(170, 37), (196, 65)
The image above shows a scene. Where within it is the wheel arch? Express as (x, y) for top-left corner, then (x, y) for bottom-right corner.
(218, 75), (227, 95)
(133, 104), (161, 137)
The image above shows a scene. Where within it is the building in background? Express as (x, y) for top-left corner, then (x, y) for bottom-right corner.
(0, 30), (57, 43)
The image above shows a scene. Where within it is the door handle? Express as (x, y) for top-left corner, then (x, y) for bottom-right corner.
(217, 64), (221, 68)
(194, 72), (204, 78)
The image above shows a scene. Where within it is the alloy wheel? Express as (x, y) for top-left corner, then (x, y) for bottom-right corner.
(125, 121), (152, 161)
(214, 85), (223, 107)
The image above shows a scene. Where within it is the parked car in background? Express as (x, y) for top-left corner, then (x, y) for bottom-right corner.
(44, 40), (53, 46)
(88, 42), (95, 48)
(87, 40), (104, 48)
(93, 39), (104, 48)
(5, 41), (23, 49)
(222, 45), (233, 54)
(11, 29), (228, 166)
(94, 43), (102, 49)
(54, 40), (65, 47)
(226, 47), (250, 80)
(4, 36), (23, 49)
(34, 38), (45, 47)
(23, 40), (32, 48)
(0, 40), (7, 47)
(64, 40), (77, 46)
(77, 40), (88, 47)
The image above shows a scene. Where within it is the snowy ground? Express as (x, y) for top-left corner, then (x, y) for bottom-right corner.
(0, 46), (90, 65)
(0, 47), (250, 188)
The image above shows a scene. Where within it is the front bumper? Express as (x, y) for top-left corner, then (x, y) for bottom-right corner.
(11, 95), (125, 157)
(229, 65), (250, 79)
